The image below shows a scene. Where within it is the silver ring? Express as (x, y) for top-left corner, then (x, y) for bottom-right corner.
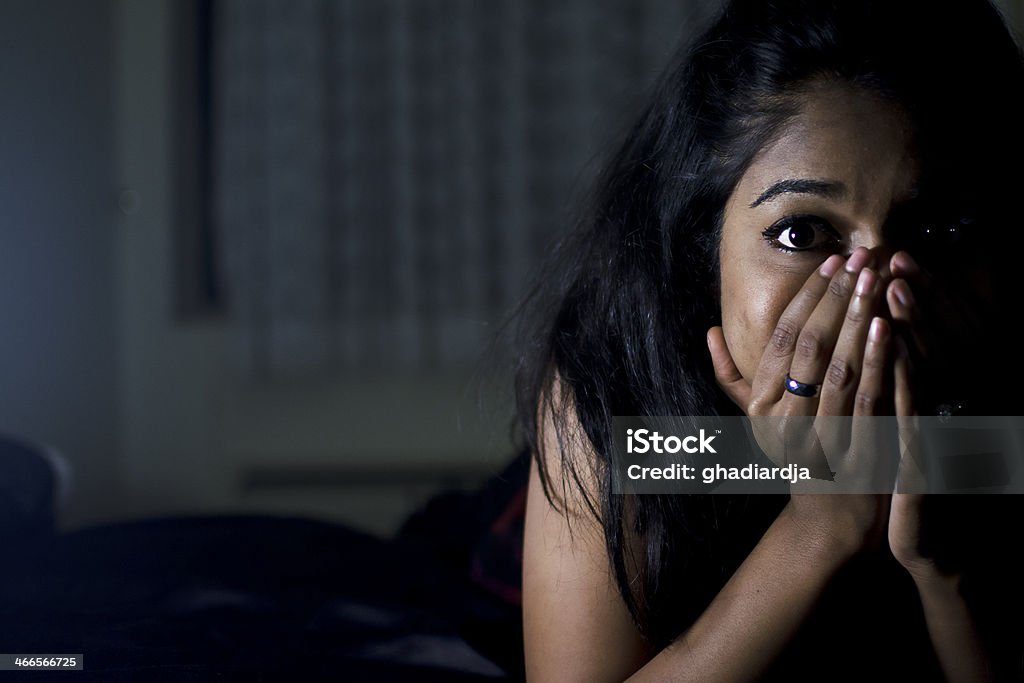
(784, 373), (821, 398)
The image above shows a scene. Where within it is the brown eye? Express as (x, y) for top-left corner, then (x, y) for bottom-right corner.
(763, 215), (840, 253)
(777, 222), (817, 249)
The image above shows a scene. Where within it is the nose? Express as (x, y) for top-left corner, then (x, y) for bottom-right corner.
(844, 244), (897, 324)
(849, 229), (896, 281)
(866, 245), (894, 281)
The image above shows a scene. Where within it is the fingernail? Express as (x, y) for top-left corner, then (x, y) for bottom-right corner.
(855, 268), (876, 296)
(891, 251), (918, 276)
(845, 247), (871, 273)
(869, 317), (887, 343)
(893, 279), (914, 307)
(819, 254), (843, 278)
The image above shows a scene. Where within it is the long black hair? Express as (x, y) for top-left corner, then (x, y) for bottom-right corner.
(515, 0), (1024, 649)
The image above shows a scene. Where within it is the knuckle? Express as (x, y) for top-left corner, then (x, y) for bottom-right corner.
(747, 397), (766, 416)
(795, 330), (823, 361)
(795, 285), (823, 308)
(854, 391), (877, 414)
(845, 304), (868, 326)
(828, 275), (853, 299)
(862, 350), (886, 372)
(770, 320), (799, 354)
(825, 357), (852, 388)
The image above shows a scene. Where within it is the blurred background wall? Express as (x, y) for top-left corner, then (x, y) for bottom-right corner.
(0, 0), (119, 525)
(1, 0), (1021, 536)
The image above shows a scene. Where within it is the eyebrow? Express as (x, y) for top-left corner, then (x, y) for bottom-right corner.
(750, 179), (847, 208)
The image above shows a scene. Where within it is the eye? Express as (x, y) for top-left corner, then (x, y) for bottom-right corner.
(762, 215), (841, 253)
(915, 217), (970, 247)
(899, 216), (976, 261)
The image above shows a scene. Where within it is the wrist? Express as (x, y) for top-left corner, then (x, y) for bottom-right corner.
(910, 565), (962, 599)
(778, 502), (863, 570)
(782, 498), (885, 565)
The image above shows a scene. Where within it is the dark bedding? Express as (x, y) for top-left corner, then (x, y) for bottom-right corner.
(0, 439), (527, 682)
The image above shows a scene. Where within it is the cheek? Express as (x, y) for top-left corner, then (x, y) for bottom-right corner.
(720, 263), (805, 381)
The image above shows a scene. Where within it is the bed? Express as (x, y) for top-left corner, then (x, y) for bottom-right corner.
(0, 436), (527, 681)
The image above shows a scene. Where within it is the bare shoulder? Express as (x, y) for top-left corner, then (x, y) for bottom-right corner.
(529, 375), (603, 521)
(522, 374), (650, 682)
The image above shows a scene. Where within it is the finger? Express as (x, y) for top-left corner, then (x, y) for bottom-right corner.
(894, 336), (914, 418)
(814, 266), (883, 473)
(781, 249), (876, 416)
(850, 316), (900, 490)
(853, 316), (891, 417)
(891, 251), (983, 347)
(707, 326), (751, 411)
(891, 251), (986, 412)
(816, 267), (883, 417)
(890, 250), (929, 288)
(748, 253), (848, 411)
(886, 278), (926, 346)
(886, 277), (939, 410)
(894, 337), (926, 494)
(889, 252), (932, 346)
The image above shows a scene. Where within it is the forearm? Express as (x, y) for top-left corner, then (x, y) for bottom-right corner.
(625, 502), (853, 682)
(913, 572), (993, 683)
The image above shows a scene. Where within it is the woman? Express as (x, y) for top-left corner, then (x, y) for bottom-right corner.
(517, 0), (1024, 680)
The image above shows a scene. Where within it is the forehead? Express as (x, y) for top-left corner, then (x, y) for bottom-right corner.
(732, 82), (920, 211)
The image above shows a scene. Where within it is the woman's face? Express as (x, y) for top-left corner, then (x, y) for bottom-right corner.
(719, 81), (921, 385)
